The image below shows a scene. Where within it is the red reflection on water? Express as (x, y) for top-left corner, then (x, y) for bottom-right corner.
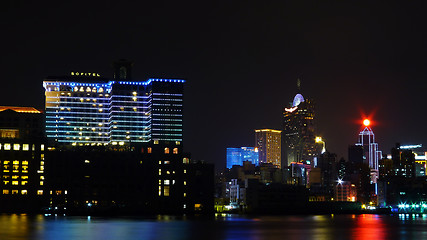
(352, 214), (387, 240)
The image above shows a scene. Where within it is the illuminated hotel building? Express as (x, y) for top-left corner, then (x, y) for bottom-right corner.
(43, 62), (185, 146)
(0, 106), (46, 210)
(255, 129), (281, 167)
(282, 83), (316, 167)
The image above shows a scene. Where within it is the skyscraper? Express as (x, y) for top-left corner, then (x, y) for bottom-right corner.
(255, 129), (281, 167)
(43, 61), (185, 146)
(356, 119), (381, 185)
(282, 80), (316, 167)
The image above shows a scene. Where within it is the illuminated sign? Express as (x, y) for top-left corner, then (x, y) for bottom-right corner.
(71, 72), (101, 77)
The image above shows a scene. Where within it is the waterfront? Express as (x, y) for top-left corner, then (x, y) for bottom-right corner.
(1, 214), (427, 240)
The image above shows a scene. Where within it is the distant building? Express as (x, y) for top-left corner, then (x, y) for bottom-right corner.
(43, 60), (185, 146)
(226, 147), (259, 169)
(0, 106), (46, 211)
(282, 80), (316, 167)
(355, 119), (382, 185)
(255, 129), (281, 167)
(335, 181), (357, 202)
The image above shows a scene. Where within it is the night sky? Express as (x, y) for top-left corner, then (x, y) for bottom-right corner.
(1, 1), (426, 170)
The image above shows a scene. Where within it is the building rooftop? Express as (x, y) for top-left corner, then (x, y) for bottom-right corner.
(0, 106), (42, 114)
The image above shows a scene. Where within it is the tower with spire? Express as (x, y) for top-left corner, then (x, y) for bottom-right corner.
(282, 79), (316, 168)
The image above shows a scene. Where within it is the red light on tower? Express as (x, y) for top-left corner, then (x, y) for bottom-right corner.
(363, 119), (370, 127)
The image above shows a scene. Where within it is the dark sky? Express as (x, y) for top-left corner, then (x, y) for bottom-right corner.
(1, 1), (426, 170)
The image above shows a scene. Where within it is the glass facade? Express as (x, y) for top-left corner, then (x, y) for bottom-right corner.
(226, 147), (259, 169)
(43, 77), (184, 145)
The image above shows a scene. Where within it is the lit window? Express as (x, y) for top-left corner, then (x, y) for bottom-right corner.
(12, 175), (19, 179)
(21, 190), (27, 195)
(158, 161), (162, 165)
(41, 144), (45, 151)
(13, 160), (19, 165)
(3, 181), (9, 185)
(176, 141), (180, 145)
(183, 158), (189, 164)
(158, 169), (161, 176)
(21, 181), (28, 185)
(11, 190), (18, 195)
(173, 148), (178, 154)
(147, 148), (152, 153)
(154, 140), (159, 145)
(158, 186), (162, 196)
(23, 144), (29, 151)
(184, 193), (186, 197)
(12, 181), (18, 185)
(184, 181), (187, 186)
(164, 180), (170, 185)
(164, 148), (170, 154)
(37, 190), (43, 195)
(164, 186), (170, 197)
(22, 176), (28, 179)
(164, 161), (170, 164)
(40, 181), (44, 186)
(184, 169), (187, 174)
(159, 180), (162, 185)
(4, 144), (11, 150)
(22, 161), (28, 165)
(3, 190), (9, 195)
(3, 161), (9, 165)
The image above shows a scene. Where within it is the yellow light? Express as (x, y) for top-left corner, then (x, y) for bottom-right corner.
(315, 137), (323, 143)
(363, 119), (370, 127)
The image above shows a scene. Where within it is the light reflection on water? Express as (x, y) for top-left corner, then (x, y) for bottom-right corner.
(1, 214), (427, 240)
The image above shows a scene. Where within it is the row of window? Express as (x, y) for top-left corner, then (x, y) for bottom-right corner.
(0, 144), (44, 151)
(2, 189), (44, 195)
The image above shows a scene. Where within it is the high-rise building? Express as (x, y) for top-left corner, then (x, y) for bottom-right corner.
(43, 61), (185, 146)
(226, 147), (259, 169)
(282, 80), (316, 167)
(0, 106), (46, 211)
(255, 129), (281, 167)
(355, 119), (381, 185)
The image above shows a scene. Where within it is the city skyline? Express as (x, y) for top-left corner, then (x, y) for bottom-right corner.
(0, 1), (425, 169)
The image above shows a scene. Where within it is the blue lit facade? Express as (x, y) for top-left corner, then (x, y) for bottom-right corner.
(226, 147), (259, 169)
(43, 76), (184, 145)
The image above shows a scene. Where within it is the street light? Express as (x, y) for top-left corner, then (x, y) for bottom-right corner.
(315, 137), (326, 154)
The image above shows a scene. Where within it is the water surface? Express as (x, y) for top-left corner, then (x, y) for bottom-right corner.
(0, 213), (426, 240)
